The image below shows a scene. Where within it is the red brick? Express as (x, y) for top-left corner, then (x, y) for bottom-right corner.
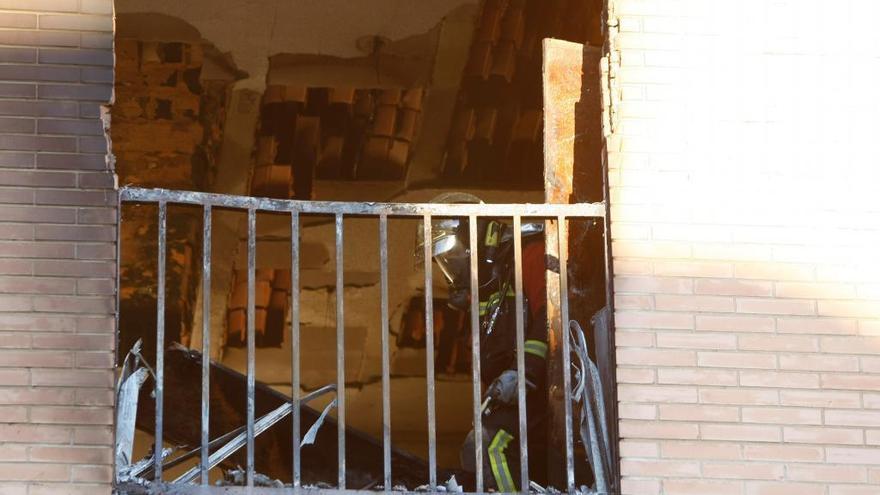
(661, 440), (742, 460)
(38, 48), (112, 67)
(36, 152), (106, 170)
(737, 298), (816, 316)
(779, 353), (859, 372)
(653, 260), (734, 278)
(75, 316), (113, 333)
(743, 444), (824, 462)
(655, 294), (735, 312)
(0, 243), (75, 259)
(29, 483), (108, 495)
(34, 225), (115, 242)
(72, 426), (111, 445)
(32, 333), (112, 350)
(702, 461), (784, 481)
(31, 369), (111, 388)
(697, 351), (776, 369)
(615, 275), (693, 294)
(787, 464), (867, 483)
(76, 279), (113, 296)
(619, 419), (699, 439)
(0, 444), (28, 462)
(0, 170), (76, 187)
(0, 387), (75, 405)
(0, 206), (76, 224)
(699, 388), (779, 406)
(826, 410), (880, 428)
(0, 276), (75, 295)
(0, 0), (78, 10)
(0, 259), (33, 275)
(0, 333), (30, 349)
(0, 406), (27, 422)
(819, 300), (880, 318)
(71, 465), (111, 483)
(36, 189), (116, 207)
(0, 135), (76, 153)
(746, 481), (824, 495)
(37, 84), (111, 102)
(32, 260), (114, 277)
(821, 373), (880, 391)
(0, 29), (78, 47)
(658, 367), (738, 386)
(696, 314), (775, 333)
(615, 310), (694, 329)
(780, 390), (861, 409)
(617, 348), (696, 367)
(30, 406), (112, 425)
(77, 172), (113, 189)
(621, 478), (660, 495)
(778, 317), (857, 335)
(0, 463), (68, 481)
(74, 388), (112, 406)
(735, 262), (814, 281)
(662, 479), (743, 495)
(615, 330), (655, 347)
(739, 334), (819, 352)
(0, 151), (34, 168)
(827, 447), (880, 465)
(38, 14), (112, 32)
(0, 424), (71, 443)
(701, 424), (781, 442)
(29, 446), (110, 464)
(821, 336), (880, 354)
(617, 368), (656, 384)
(618, 384), (697, 403)
(742, 407), (821, 425)
(32, 295), (113, 314)
(659, 404), (739, 422)
(75, 243), (114, 260)
(620, 440), (659, 458)
(0, 350), (73, 368)
(694, 278), (773, 296)
(619, 403), (657, 420)
(77, 207), (115, 224)
(0, 117), (35, 134)
(0, 12), (37, 29)
(657, 331), (737, 349)
(0, 314), (75, 332)
(0, 295), (32, 312)
(783, 426), (864, 446)
(621, 459), (700, 477)
(740, 370), (819, 389)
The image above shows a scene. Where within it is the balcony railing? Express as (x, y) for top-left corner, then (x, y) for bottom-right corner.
(115, 186), (611, 494)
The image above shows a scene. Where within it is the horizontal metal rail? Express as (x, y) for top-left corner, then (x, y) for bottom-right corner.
(119, 186), (607, 493)
(119, 187), (605, 218)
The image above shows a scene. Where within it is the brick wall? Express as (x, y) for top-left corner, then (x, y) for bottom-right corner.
(608, 0), (880, 494)
(0, 1), (115, 493)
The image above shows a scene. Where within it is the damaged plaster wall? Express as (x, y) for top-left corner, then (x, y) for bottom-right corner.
(115, 0), (480, 90)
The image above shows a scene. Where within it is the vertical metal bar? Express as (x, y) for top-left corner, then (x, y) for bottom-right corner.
(335, 213), (346, 489)
(154, 201), (167, 481)
(246, 208), (256, 487)
(558, 215), (574, 493)
(379, 214), (392, 489)
(512, 216), (529, 493)
(291, 211), (302, 487)
(200, 204), (212, 485)
(468, 215), (483, 493)
(422, 214), (437, 489)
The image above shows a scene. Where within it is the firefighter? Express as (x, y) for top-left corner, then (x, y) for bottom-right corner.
(418, 193), (548, 492)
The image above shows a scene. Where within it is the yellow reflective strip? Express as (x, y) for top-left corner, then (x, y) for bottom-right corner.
(488, 429), (516, 492)
(485, 221), (500, 247)
(497, 430), (516, 492)
(524, 339), (548, 359)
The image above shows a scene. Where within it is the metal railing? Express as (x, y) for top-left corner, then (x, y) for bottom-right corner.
(116, 186), (608, 494)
